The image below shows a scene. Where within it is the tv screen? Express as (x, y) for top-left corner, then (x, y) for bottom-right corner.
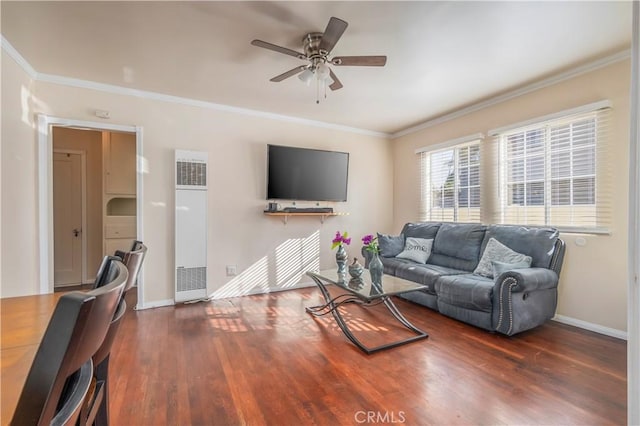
(267, 145), (349, 202)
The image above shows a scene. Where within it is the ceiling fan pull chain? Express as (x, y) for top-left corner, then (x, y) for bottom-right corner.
(316, 77), (320, 104)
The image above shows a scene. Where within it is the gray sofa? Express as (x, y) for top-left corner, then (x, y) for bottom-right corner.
(362, 222), (565, 336)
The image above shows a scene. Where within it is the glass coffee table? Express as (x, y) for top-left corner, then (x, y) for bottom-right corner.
(306, 270), (429, 354)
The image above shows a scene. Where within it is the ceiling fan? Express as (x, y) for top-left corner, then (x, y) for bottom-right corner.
(251, 17), (387, 100)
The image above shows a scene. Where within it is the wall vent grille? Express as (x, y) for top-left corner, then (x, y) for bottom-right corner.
(176, 161), (206, 186)
(176, 267), (207, 292)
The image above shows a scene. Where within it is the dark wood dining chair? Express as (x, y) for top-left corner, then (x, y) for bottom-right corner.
(84, 246), (146, 425)
(10, 260), (128, 426)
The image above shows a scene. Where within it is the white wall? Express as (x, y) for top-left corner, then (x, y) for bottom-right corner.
(1, 49), (40, 297)
(0, 49), (393, 304)
(392, 60), (631, 333)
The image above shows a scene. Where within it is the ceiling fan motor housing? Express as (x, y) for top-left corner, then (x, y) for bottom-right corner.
(303, 33), (327, 61)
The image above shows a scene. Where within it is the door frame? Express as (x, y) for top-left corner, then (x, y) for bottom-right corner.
(37, 115), (144, 307)
(52, 149), (88, 285)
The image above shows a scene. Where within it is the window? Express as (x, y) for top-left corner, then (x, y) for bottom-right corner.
(495, 104), (610, 231)
(419, 137), (481, 222)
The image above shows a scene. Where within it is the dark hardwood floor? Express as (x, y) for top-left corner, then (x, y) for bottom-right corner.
(110, 288), (627, 425)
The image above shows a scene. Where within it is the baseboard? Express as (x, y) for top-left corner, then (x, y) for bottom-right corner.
(208, 280), (316, 300)
(134, 299), (175, 311)
(135, 282), (317, 309)
(552, 314), (627, 340)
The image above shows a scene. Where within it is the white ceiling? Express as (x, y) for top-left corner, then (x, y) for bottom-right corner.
(0, 1), (632, 135)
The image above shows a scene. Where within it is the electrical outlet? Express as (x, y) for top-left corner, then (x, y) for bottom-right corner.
(226, 265), (237, 276)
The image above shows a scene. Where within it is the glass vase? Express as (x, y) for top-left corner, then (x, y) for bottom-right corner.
(335, 245), (348, 274)
(369, 252), (384, 287)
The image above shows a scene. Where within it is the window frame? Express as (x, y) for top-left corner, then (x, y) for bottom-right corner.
(494, 103), (610, 234)
(418, 135), (482, 223)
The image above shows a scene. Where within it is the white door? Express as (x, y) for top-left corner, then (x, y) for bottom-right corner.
(53, 152), (83, 286)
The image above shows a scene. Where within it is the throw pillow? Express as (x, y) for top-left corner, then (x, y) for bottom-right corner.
(396, 237), (433, 264)
(491, 260), (531, 278)
(474, 238), (532, 278)
(377, 233), (405, 258)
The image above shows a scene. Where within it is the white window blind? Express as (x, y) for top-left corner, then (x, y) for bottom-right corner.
(419, 139), (481, 223)
(495, 106), (611, 232)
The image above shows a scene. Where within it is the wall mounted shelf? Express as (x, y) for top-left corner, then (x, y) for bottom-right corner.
(263, 211), (349, 224)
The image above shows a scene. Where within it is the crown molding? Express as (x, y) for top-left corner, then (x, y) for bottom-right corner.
(2, 34), (630, 141)
(1, 35), (389, 139)
(1, 35), (38, 79)
(392, 49), (631, 139)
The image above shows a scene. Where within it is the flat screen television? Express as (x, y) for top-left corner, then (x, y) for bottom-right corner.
(267, 145), (349, 202)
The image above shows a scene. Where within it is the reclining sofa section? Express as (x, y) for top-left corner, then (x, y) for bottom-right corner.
(362, 222), (565, 336)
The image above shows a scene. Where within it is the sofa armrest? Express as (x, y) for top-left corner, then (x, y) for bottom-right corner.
(494, 267), (559, 293)
(493, 267), (559, 336)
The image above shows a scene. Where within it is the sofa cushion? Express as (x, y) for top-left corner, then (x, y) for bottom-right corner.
(379, 257), (407, 275)
(483, 225), (559, 269)
(433, 223), (486, 261)
(435, 274), (494, 313)
(396, 238), (433, 264)
(377, 233), (405, 258)
(394, 261), (467, 293)
(401, 222), (441, 240)
(474, 238), (532, 278)
(426, 223), (486, 272)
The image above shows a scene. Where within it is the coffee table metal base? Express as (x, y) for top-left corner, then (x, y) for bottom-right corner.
(306, 274), (428, 354)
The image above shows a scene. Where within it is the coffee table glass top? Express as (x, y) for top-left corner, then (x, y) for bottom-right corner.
(308, 269), (427, 301)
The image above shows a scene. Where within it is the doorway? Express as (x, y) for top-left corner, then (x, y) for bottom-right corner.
(38, 115), (144, 308)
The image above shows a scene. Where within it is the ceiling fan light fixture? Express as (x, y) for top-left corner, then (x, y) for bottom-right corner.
(298, 68), (314, 85)
(317, 62), (330, 81)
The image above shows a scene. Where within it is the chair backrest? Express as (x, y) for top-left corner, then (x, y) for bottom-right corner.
(92, 298), (127, 367)
(93, 255), (124, 289)
(121, 242), (147, 293)
(11, 261), (128, 426)
(113, 241), (147, 294)
(50, 360), (93, 426)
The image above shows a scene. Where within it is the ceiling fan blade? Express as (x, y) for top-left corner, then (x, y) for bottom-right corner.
(328, 69), (343, 91)
(270, 66), (307, 82)
(331, 56), (387, 66)
(251, 39), (305, 59)
(318, 17), (348, 54)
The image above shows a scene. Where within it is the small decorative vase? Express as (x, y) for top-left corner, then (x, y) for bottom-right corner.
(335, 245), (348, 274)
(348, 257), (364, 280)
(348, 277), (365, 290)
(369, 252), (383, 287)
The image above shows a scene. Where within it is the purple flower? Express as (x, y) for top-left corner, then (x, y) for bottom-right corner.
(332, 234), (342, 244)
(362, 234), (380, 254)
(331, 231), (351, 249)
(362, 234), (374, 245)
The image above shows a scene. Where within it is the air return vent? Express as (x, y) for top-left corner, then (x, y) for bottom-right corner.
(176, 267), (207, 292)
(176, 161), (207, 187)
(175, 150), (208, 303)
